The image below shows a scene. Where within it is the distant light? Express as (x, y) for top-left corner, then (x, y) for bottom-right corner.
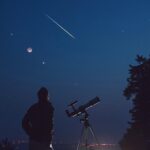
(49, 144), (53, 148)
(27, 47), (32, 53)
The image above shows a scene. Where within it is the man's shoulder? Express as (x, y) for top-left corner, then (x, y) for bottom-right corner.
(30, 103), (39, 108)
(28, 101), (54, 113)
(28, 103), (39, 112)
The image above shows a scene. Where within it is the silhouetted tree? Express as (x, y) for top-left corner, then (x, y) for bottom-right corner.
(120, 55), (150, 150)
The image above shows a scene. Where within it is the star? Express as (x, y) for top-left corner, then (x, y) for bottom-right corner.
(42, 61), (46, 65)
(121, 29), (125, 33)
(10, 33), (14, 36)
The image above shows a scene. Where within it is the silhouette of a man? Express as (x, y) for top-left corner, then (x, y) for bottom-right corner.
(22, 87), (54, 150)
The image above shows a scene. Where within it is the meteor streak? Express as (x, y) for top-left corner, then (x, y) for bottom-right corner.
(45, 14), (75, 39)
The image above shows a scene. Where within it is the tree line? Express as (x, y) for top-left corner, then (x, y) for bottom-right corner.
(120, 55), (150, 150)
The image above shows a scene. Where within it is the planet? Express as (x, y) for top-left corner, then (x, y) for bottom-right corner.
(27, 47), (32, 53)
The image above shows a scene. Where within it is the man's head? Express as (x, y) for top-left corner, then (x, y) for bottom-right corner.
(37, 87), (49, 102)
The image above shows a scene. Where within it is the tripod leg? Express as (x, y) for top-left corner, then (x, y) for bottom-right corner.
(83, 127), (89, 150)
(89, 126), (99, 145)
(77, 126), (90, 150)
(77, 126), (85, 150)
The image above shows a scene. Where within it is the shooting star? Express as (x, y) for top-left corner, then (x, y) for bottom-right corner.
(45, 14), (75, 39)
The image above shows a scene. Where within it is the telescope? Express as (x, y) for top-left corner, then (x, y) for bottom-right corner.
(65, 96), (101, 150)
(65, 96), (100, 117)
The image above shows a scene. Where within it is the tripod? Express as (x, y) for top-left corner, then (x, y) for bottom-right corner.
(77, 112), (99, 150)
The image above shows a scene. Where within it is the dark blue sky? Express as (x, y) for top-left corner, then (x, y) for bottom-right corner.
(0, 0), (150, 143)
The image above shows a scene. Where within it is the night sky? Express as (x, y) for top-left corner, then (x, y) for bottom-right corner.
(0, 0), (150, 144)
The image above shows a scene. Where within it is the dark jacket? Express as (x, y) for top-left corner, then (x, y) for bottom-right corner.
(22, 101), (54, 143)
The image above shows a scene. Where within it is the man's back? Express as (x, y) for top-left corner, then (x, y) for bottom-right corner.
(22, 87), (54, 150)
(22, 101), (54, 142)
